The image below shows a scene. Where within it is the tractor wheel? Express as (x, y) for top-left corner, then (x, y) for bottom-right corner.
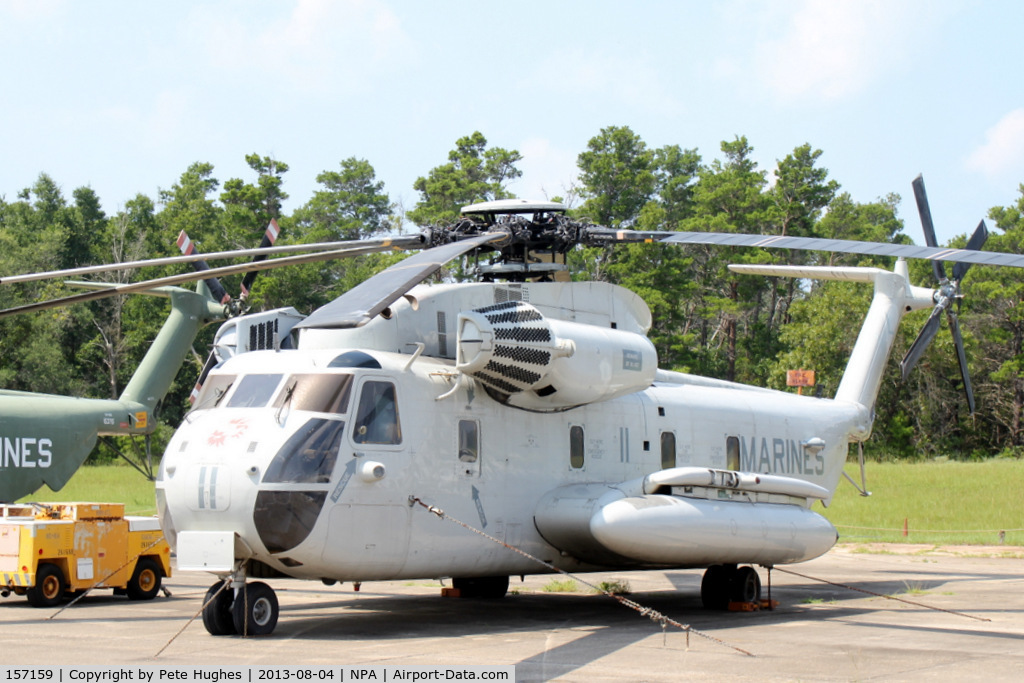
(126, 558), (162, 600)
(27, 563), (66, 608)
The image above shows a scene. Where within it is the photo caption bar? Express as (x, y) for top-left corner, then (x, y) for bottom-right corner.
(0, 667), (514, 683)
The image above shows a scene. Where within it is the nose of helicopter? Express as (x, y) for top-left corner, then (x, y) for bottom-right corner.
(157, 411), (337, 560)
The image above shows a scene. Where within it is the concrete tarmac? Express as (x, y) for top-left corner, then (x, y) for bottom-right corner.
(1, 546), (1022, 682)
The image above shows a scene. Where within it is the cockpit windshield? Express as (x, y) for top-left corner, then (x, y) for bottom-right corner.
(273, 374), (353, 414)
(194, 374), (236, 409)
(226, 374), (284, 408)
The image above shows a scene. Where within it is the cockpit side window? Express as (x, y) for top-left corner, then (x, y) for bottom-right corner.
(226, 374), (284, 408)
(263, 418), (346, 484)
(353, 380), (401, 445)
(275, 374), (353, 414)
(195, 374), (236, 409)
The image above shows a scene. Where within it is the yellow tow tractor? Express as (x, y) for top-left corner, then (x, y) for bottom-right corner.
(0, 502), (171, 607)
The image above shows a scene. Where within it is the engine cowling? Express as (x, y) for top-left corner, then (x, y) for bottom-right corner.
(455, 300), (657, 410)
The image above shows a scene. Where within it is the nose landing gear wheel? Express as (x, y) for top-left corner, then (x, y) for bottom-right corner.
(232, 581), (279, 636)
(202, 582), (236, 636)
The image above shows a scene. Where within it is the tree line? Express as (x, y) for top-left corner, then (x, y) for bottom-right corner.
(1, 126), (1023, 462)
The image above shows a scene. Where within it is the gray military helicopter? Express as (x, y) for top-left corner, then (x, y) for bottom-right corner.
(143, 176), (1021, 636)
(0, 224), (424, 503)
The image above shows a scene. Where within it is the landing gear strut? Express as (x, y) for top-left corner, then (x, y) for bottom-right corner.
(700, 564), (762, 609)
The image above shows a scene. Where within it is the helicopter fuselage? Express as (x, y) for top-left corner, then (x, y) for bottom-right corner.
(157, 280), (861, 584)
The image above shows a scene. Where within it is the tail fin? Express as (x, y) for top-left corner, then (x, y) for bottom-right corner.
(730, 261), (934, 437)
(118, 287), (226, 416)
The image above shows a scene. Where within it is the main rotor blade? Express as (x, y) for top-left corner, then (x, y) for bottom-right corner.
(647, 231), (1024, 269)
(0, 242), (414, 320)
(297, 233), (507, 330)
(952, 220), (990, 283)
(947, 308), (976, 414)
(900, 305), (945, 381)
(0, 236), (420, 286)
(912, 174), (947, 282)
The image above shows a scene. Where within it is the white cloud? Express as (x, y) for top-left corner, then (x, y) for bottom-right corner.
(966, 109), (1024, 178)
(189, 0), (414, 92)
(525, 48), (684, 118)
(753, 0), (922, 101)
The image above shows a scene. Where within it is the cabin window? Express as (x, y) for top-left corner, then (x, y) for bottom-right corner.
(569, 425), (585, 469)
(195, 374), (236, 408)
(263, 418), (346, 484)
(226, 374), (283, 408)
(353, 381), (402, 444)
(660, 431), (676, 469)
(726, 436), (740, 471)
(275, 374), (353, 414)
(458, 420), (479, 463)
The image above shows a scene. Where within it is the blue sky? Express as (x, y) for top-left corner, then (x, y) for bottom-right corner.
(2, 0), (1023, 245)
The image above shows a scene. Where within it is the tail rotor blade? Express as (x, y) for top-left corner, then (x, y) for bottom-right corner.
(240, 219), (281, 302)
(946, 308), (975, 414)
(177, 231), (231, 305)
(189, 350), (220, 405)
(951, 220), (990, 283)
(900, 304), (945, 381)
(912, 175), (947, 282)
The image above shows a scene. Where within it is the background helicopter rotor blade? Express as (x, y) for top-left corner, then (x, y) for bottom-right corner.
(0, 239), (420, 320)
(296, 232), (507, 330)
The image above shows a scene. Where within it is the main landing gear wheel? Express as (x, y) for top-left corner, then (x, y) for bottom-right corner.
(232, 581), (279, 636)
(732, 565), (762, 604)
(202, 582), (236, 636)
(451, 575), (509, 599)
(27, 563), (66, 608)
(700, 564), (762, 609)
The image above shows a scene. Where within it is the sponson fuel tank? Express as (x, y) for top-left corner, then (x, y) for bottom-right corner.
(534, 474), (838, 568)
(455, 300), (657, 410)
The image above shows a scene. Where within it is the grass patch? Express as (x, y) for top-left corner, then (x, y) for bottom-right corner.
(594, 579), (631, 595)
(16, 463), (158, 515)
(542, 579), (578, 593)
(821, 460), (1024, 546)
